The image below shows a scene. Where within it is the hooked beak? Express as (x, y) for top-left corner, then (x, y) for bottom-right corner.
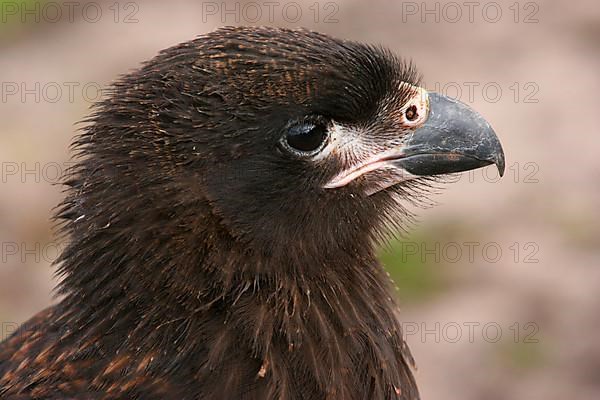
(393, 92), (505, 177)
(324, 91), (505, 192)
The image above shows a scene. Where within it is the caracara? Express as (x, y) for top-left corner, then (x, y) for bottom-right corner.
(0, 27), (504, 399)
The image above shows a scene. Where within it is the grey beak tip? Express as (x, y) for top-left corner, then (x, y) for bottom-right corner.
(496, 153), (506, 177)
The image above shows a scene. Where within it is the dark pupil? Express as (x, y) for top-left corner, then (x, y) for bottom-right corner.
(286, 123), (327, 152)
(406, 105), (418, 121)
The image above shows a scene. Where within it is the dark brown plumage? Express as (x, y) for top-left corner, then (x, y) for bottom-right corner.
(0, 26), (504, 399)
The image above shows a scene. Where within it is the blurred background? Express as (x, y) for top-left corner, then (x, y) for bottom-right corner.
(1, 0), (599, 398)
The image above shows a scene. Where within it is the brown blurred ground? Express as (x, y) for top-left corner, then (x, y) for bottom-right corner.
(1, 1), (599, 399)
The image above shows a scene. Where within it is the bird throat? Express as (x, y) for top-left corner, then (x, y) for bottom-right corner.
(53, 176), (418, 398)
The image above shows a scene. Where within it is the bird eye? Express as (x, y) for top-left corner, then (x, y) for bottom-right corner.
(401, 87), (429, 127)
(405, 105), (418, 121)
(282, 121), (329, 156)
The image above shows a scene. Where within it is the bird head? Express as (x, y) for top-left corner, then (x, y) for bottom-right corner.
(51, 28), (505, 398)
(171, 27), (504, 255)
(65, 26), (504, 280)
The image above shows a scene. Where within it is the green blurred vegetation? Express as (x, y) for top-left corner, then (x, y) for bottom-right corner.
(378, 227), (444, 303)
(377, 219), (481, 303)
(1, 0), (42, 22)
(496, 340), (546, 371)
(554, 213), (600, 251)
(1, 0), (45, 39)
(378, 231), (444, 303)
